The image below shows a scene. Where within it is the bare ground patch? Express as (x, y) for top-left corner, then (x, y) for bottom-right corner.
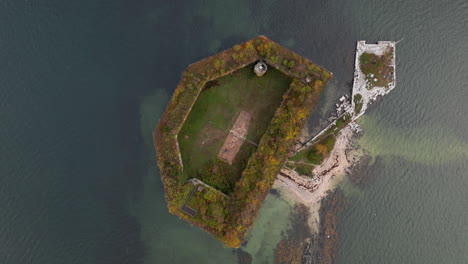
(218, 111), (251, 165)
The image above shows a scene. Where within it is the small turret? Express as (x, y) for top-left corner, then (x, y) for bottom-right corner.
(254, 61), (268, 76)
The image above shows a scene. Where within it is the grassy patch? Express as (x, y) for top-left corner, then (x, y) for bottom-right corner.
(178, 64), (291, 193)
(290, 162), (315, 177)
(285, 163), (295, 170)
(291, 134), (337, 165)
(291, 112), (351, 165)
(334, 113), (353, 132)
(322, 134), (337, 150)
(359, 48), (394, 88)
(353, 93), (363, 114)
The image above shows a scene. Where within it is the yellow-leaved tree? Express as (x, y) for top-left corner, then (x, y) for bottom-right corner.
(315, 143), (328, 156)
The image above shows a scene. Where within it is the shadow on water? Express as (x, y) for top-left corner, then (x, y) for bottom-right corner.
(268, 188), (282, 198)
(117, 94), (148, 202)
(96, 199), (145, 264)
(93, 73), (156, 264)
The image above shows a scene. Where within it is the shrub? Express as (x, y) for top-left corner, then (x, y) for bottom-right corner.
(322, 135), (337, 152)
(354, 93), (363, 114)
(307, 149), (323, 164)
(336, 118), (344, 128)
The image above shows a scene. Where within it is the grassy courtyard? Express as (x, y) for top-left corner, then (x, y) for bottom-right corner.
(178, 63), (292, 193)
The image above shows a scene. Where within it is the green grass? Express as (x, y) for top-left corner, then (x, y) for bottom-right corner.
(290, 134), (337, 165)
(290, 112), (351, 164)
(353, 93), (363, 114)
(322, 134), (337, 150)
(334, 113), (352, 132)
(359, 48), (394, 88)
(178, 63), (292, 193)
(290, 162), (315, 177)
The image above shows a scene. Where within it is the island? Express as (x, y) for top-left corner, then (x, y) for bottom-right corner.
(153, 36), (332, 247)
(153, 36), (396, 251)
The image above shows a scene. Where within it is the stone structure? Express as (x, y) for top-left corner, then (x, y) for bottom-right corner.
(254, 61), (268, 76)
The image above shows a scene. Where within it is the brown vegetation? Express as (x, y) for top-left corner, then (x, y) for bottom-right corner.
(274, 204), (312, 264)
(273, 191), (347, 264)
(318, 189), (347, 264)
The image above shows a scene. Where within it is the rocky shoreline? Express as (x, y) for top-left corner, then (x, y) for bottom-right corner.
(271, 41), (397, 261)
(273, 122), (362, 232)
(276, 40), (396, 207)
(352, 41), (396, 118)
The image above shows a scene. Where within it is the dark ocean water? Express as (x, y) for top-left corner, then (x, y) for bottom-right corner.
(0, 0), (466, 263)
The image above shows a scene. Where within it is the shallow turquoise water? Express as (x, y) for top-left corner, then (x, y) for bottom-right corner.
(0, 0), (466, 263)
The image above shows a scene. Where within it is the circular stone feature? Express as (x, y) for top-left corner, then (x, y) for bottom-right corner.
(254, 61), (268, 76)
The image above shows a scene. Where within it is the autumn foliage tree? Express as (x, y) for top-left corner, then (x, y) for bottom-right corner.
(315, 143), (328, 156)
